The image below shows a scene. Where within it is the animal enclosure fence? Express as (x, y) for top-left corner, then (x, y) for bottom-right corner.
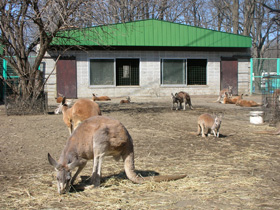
(4, 78), (48, 115)
(0, 57), (48, 115)
(251, 58), (280, 125)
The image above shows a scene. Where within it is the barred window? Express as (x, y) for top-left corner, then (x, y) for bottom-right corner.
(161, 59), (186, 85)
(187, 59), (207, 85)
(116, 59), (139, 86)
(90, 59), (114, 85)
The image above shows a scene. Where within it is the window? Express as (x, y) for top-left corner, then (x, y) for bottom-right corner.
(161, 59), (186, 85)
(90, 59), (114, 85)
(187, 59), (207, 85)
(116, 59), (139, 86)
(90, 58), (140, 86)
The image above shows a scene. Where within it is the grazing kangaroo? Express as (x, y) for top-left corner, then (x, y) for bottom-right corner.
(215, 86), (233, 103)
(197, 113), (222, 137)
(55, 97), (101, 134)
(171, 91), (193, 110)
(48, 116), (187, 194)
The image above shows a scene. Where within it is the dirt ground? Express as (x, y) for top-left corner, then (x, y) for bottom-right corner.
(0, 95), (279, 210)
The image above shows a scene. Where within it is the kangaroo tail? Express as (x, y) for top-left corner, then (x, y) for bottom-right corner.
(123, 141), (186, 184)
(254, 130), (280, 135)
(142, 174), (187, 182)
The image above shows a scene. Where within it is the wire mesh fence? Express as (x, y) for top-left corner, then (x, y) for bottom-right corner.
(261, 75), (280, 125)
(4, 78), (48, 115)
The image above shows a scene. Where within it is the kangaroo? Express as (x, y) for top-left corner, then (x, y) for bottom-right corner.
(171, 93), (180, 110)
(215, 86), (233, 103)
(48, 116), (187, 194)
(197, 113), (222, 137)
(235, 99), (261, 107)
(222, 93), (243, 104)
(92, 93), (111, 101)
(55, 97), (101, 134)
(255, 127), (280, 135)
(171, 91), (193, 110)
(120, 96), (131, 104)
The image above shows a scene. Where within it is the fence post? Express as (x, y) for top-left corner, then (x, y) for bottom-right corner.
(250, 58), (253, 95)
(277, 58), (280, 75)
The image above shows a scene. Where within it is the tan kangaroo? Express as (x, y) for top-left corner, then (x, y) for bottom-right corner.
(55, 97), (101, 134)
(48, 116), (187, 194)
(92, 93), (111, 101)
(120, 96), (131, 104)
(235, 99), (261, 107)
(215, 86), (233, 103)
(255, 127), (280, 135)
(222, 93), (243, 104)
(197, 113), (222, 137)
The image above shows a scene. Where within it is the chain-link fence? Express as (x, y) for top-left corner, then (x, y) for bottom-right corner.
(4, 77), (48, 116)
(251, 58), (280, 125)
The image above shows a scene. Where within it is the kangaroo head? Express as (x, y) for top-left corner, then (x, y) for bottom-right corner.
(54, 97), (70, 114)
(48, 153), (78, 194)
(212, 114), (223, 129)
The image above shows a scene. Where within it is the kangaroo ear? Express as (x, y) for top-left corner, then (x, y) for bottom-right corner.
(48, 153), (61, 170)
(62, 97), (66, 105)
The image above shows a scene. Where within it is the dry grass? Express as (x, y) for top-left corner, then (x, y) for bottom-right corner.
(0, 96), (280, 209)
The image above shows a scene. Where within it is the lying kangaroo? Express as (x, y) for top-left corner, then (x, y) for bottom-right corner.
(171, 91), (193, 110)
(215, 86), (233, 103)
(222, 93), (243, 104)
(92, 93), (111, 101)
(235, 99), (261, 107)
(197, 113), (222, 137)
(48, 116), (186, 194)
(120, 96), (131, 104)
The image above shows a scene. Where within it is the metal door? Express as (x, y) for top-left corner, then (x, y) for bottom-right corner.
(56, 57), (77, 98)
(220, 58), (238, 95)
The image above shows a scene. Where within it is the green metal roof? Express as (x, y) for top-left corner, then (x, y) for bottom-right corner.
(51, 19), (252, 48)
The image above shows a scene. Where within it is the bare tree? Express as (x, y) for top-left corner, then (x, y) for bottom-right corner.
(0, 0), (95, 106)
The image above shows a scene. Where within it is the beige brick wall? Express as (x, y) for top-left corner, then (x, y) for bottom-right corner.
(43, 50), (250, 99)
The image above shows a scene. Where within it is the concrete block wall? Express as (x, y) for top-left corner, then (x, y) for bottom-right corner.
(43, 50), (250, 99)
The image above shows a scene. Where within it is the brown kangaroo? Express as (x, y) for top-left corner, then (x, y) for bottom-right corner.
(235, 99), (261, 107)
(171, 91), (193, 110)
(55, 97), (101, 134)
(215, 86), (233, 103)
(48, 116), (187, 194)
(120, 96), (131, 104)
(222, 93), (243, 104)
(197, 113), (222, 137)
(92, 93), (111, 101)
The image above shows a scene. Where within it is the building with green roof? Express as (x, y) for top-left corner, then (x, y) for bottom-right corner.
(43, 19), (252, 99)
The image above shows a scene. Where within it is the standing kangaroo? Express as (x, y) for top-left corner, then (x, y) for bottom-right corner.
(215, 86), (233, 103)
(55, 97), (101, 134)
(197, 113), (223, 137)
(48, 116), (186, 194)
(171, 91), (193, 110)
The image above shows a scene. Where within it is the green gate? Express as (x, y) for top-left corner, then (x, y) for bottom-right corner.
(250, 58), (280, 94)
